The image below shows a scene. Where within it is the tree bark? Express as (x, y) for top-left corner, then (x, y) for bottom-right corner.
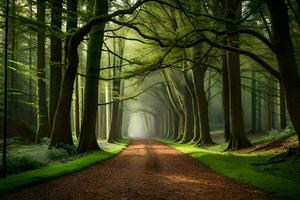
(36, 0), (50, 142)
(184, 69), (200, 143)
(225, 0), (252, 150)
(67, 0), (79, 137)
(279, 83), (287, 130)
(267, 0), (300, 147)
(193, 66), (215, 146)
(108, 37), (125, 142)
(50, 0), (63, 128)
(222, 47), (231, 141)
(192, 45), (214, 146)
(78, 0), (108, 152)
(251, 71), (256, 133)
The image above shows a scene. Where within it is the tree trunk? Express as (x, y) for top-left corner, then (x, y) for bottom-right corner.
(108, 77), (123, 142)
(193, 66), (215, 146)
(184, 70), (200, 143)
(50, 0), (63, 128)
(222, 47), (231, 141)
(77, 0), (108, 152)
(267, 0), (300, 147)
(67, 0), (78, 31)
(257, 82), (262, 132)
(161, 84), (180, 139)
(279, 83), (287, 130)
(225, 0), (252, 150)
(36, 0), (50, 142)
(67, 0), (79, 137)
(9, 0), (16, 119)
(182, 85), (194, 143)
(108, 37), (125, 142)
(251, 71), (256, 133)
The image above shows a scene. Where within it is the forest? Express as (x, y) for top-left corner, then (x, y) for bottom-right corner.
(0, 0), (300, 199)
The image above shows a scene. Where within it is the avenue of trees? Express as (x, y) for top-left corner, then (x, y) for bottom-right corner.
(0, 0), (299, 157)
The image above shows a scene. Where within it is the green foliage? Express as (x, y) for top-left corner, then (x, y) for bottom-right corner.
(251, 127), (295, 145)
(46, 148), (69, 160)
(7, 153), (46, 173)
(54, 144), (77, 155)
(160, 139), (300, 200)
(40, 137), (50, 145)
(7, 137), (21, 145)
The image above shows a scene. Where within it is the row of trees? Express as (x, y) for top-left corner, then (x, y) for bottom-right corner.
(0, 0), (129, 152)
(140, 0), (299, 150)
(1, 0), (299, 153)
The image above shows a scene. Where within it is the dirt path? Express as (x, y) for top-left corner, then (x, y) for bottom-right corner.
(4, 139), (279, 200)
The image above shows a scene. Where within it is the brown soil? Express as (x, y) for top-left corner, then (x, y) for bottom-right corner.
(3, 139), (281, 200)
(240, 135), (299, 154)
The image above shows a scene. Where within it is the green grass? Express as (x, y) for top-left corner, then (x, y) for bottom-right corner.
(0, 139), (129, 195)
(159, 139), (300, 200)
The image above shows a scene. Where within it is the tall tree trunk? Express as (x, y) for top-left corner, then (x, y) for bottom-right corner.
(225, 0), (252, 150)
(279, 83), (287, 130)
(77, 0), (108, 152)
(181, 85), (194, 143)
(267, 78), (275, 130)
(193, 66), (215, 146)
(9, 0), (16, 119)
(108, 37), (125, 142)
(192, 45), (214, 146)
(36, 0), (50, 142)
(28, 0), (35, 126)
(161, 84), (180, 139)
(163, 70), (185, 141)
(67, 0), (78, 31)
(184, 70), (200, 143)
(251, 71), (256, 133)
(267, 0), (300, 147)
(257, 82), (262, 132)
(222, 47), (231, 141)
(166, 70), (191, 142)
(67, 0), (79, 137)
(50, 0), (62, 128)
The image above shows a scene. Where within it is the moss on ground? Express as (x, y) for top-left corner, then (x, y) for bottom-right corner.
(0, 139), (129, 195)
(159, 139), (300, 200)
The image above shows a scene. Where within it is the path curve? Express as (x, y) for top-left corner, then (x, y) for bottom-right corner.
(4, 139), (280, 200)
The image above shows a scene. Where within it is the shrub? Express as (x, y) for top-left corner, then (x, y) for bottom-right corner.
(40, 137), (50, 145)
(55, 144), (77, 155)
(47, 148), (69, 160)
(7, 153), (46, 174)
(7, 137), (21, 145)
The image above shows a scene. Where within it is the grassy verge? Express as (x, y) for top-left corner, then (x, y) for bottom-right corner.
(159, 139), (300, 200)
(0, 139), (129, 195)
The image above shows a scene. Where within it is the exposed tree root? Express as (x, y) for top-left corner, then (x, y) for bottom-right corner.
(250, 134), (294, 152)
(226, 136), (252, 151)
(196, 139), (216, 147)
(252, 147), (299, 166)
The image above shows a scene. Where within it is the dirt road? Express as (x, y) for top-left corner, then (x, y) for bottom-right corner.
(3, 139), (278, 200)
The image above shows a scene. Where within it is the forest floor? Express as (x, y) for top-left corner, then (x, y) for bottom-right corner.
(3, 139), (280, 200)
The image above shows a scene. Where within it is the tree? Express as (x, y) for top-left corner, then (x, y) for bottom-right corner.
(222, 46), (231, 141)
(77, 0), (108, 152)
(49, 0), (63, 128)
(108, 37), (126, 142)
(36, 0), (50, 142)
(225, 0), (252, 150)
(266, 0), (300, 147)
